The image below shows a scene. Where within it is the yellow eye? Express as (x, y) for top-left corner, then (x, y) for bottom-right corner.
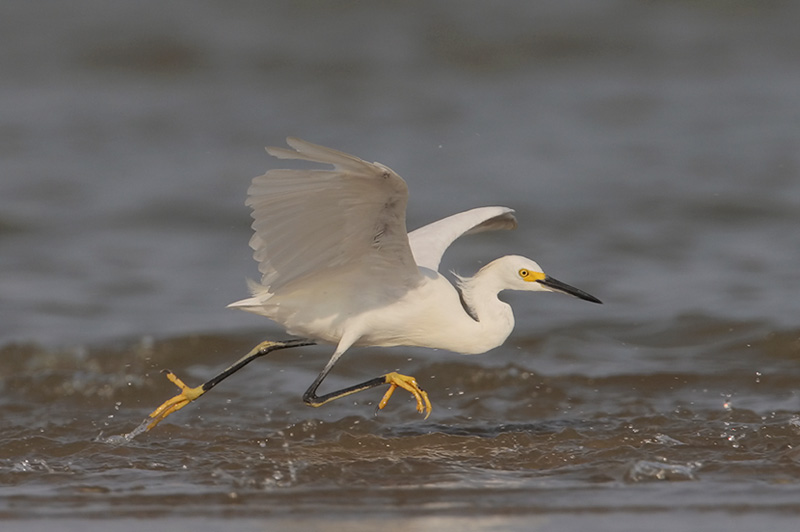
(519, 269), (529, 278)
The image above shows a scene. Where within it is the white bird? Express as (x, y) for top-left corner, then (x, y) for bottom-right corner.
(145, 137), (600, 429)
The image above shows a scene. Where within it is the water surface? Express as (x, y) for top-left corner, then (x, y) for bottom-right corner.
(2, 1), (800, 530)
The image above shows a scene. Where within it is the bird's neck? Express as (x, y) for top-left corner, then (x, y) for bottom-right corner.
(457, 269), (515, 350)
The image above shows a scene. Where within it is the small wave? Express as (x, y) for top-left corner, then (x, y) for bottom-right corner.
(626, 459), (700, 482)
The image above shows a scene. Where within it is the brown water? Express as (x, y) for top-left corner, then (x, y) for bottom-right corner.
(2, 1), (800, 530)
(3, 320), (800, 530)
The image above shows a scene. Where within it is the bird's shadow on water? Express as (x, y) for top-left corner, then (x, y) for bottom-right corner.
(92, 410), (597, 448)
(383, 417), (604, 439)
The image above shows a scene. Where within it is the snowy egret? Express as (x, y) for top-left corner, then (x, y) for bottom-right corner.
(146, 138), (601, 429)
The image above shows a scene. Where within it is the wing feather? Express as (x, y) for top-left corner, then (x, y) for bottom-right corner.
(245, 138), (420, 294)
(408, 206), (517, 271)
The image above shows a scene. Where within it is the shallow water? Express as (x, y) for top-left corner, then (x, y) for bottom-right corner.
(3, 328), (800, 529)
(2, 1), (800, 530)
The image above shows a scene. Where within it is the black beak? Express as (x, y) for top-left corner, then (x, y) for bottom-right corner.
(537, 276), (602, 304)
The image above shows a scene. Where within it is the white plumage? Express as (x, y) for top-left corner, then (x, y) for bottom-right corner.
(230, 137), (599, 358)
(144, 137), (600, 428)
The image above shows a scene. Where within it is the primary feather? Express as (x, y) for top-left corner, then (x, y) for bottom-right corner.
(245, 137), (419, 295)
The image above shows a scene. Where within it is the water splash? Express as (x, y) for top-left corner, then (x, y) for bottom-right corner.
(94, 417), (152, 445)
(626, 459), (700, 482)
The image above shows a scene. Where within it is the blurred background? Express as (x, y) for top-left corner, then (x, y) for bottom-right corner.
(3, 0), (797, 347)
(1, 1), (800, 530)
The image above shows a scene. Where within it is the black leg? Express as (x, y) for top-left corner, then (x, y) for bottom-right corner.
(303, 374), (388, 407)
(146, 338), (315, 429)
(201, 338), (316, 393)
(303, 368), (433, 418)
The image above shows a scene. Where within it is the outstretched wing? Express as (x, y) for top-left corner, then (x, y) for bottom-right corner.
(408, 206), (517, 271)
(246, 137), (420, 293)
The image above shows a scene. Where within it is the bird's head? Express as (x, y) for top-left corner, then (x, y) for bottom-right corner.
(492, 255), (602, 304)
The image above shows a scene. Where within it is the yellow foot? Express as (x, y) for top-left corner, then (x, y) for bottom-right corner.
(378, 372), (432, 419)
(146, 370), (205, 430)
